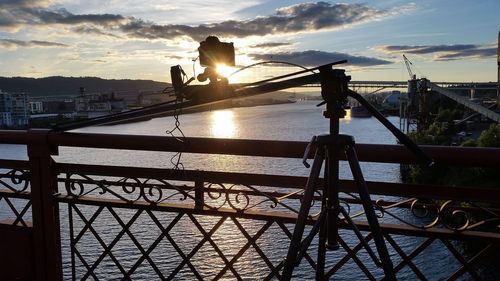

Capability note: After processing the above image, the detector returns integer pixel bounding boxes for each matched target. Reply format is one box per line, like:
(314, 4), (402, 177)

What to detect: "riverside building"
(0, 90), (29, 127)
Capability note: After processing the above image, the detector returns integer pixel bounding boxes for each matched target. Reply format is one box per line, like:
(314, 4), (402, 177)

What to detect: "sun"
(216, 64), (236, 79)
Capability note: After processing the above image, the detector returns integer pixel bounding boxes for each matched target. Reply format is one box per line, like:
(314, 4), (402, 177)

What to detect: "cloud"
(72, 26), (122, 38)
(32, 8), (125, 25)
(164, 55), (184, 60)
(249, 50), (392, 67)
(250, 42), (293, 48)
(0, 2), (410, 43)
(376, 44), (477, 54)
(0, 2), (125, 30)
(375, 44), (497, 61)
(434, 47), (497, 61)
(0, 0), (415, 59)
(0, 39), (68, 48)
(0, 0), (57, 9)
(120, 2), (389, 41)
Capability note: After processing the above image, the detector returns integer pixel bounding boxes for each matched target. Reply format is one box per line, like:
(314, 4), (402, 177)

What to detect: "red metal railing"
(1, 129), (500, 280)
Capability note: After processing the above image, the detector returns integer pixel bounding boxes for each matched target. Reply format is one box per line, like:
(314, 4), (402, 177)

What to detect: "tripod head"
(315, 64), (433, 167)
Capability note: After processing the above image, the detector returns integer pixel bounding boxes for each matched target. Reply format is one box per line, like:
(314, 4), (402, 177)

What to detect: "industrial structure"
(398, 49), (500, 135)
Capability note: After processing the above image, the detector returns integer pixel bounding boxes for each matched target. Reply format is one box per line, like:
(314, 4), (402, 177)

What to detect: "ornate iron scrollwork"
(205, 182), (301, 213)
(62, 173), (306, 213)
(375, 198), (500, 232)
(64, 174), (197, 205)
(0, 169), (30, 192)
(61, 172), (500, 231)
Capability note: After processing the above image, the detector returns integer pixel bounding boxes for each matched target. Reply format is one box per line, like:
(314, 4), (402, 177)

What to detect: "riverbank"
(405, 105), (500, 187)
(22, 96), (296, 129)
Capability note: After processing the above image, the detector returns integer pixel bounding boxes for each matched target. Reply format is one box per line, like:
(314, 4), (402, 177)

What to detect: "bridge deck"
(428, 81), (500, 123)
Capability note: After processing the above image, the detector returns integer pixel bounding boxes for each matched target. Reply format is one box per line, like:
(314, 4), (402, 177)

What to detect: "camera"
(170, 36), (236, 101)
(198, 36), (235, 67)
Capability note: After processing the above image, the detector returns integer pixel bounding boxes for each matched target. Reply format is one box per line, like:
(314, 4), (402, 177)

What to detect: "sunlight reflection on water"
(210, 110), (237, 138)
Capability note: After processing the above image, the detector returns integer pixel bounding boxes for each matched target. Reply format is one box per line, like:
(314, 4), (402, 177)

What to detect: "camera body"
(198, 36), (235, 67)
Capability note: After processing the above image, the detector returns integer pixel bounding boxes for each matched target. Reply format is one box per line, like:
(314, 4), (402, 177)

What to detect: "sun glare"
(216, 64), (236, 79)
(210, 110), (237, 138)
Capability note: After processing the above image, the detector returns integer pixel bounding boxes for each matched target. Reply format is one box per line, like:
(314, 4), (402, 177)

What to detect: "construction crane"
(403, 54), (416, 80)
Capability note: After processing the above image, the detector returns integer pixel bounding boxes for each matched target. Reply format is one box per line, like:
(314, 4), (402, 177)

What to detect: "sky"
(0, 0), (499, 83)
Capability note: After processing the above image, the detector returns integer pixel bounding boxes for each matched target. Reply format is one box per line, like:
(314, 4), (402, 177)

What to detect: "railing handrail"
(54, 162), (500, 203)
(1, 129), (499, 167)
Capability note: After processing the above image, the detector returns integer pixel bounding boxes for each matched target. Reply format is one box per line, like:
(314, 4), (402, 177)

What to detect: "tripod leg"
(325, 148), (340, 251)
(282, 148), (325, 281)
(338, 206), (381, 266)
(344, 143), (396, 281)
(316, 211), (327, 280)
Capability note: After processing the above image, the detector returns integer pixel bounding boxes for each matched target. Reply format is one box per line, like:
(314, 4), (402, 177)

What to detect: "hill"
(0, 76), (169, 96)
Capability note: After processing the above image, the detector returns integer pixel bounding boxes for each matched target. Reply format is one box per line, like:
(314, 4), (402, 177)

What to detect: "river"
(0, 101), (488, 280)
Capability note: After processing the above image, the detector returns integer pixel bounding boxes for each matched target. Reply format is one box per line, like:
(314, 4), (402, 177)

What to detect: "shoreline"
(104, 98), (296, 126)
(16, 99), (296, 129)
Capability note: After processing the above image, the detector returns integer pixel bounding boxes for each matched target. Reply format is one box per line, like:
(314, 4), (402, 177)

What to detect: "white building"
(382, 91), (402, 112)
(0, 112), (12, 127)
(0, 90), (12, 127)
(29, 101), (43, 114)
(75, 92), (126, 119)
(0, 90), (29, 127)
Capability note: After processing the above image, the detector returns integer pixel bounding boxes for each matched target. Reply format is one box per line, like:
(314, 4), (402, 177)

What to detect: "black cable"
(165, 100), (186, 171)
(53, 97), (183, 131)
(348, 89), (434, 167)
(227, 60), (316, 78)
(241, 60), (347, 88)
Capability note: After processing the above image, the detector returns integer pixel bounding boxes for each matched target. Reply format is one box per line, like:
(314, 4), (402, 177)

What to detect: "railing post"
(195, 181), (204, 209)
(27, 129), (62, 281)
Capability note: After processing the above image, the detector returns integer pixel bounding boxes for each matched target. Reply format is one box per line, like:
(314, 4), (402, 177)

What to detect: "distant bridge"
(427, 80), (500, 123)
(347, 79), (500, 123)
(299, 80), (498, 90)
(306, 81), (500, 123)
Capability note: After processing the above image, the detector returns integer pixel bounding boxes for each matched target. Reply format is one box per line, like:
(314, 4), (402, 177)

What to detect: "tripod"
(281, 67), (397, 280)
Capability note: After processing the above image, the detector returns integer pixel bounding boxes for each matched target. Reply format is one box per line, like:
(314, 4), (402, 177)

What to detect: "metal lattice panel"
(61, 202), (500, 280)
(0, 169), (31, 226)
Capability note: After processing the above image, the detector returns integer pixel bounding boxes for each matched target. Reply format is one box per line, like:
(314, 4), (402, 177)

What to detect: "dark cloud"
(32, 8), (125, 25)
(435, 47), (497, 61)
(120, 19), (188, 40)
(0, 3), (125, 30)
(377, 44), (477, 54)
(121, 2), (387, 41)
(251, 42), (292, 48)
(0, 0), (55, 8)
(376, 44), (497, 60)
(0, 2), (396, 43)
(164, 55), (184, 60)
(30, 40), (68, 47)
(72, 26), (122, 38)
(0, 38), (68, 48)
(250, 50), (392, 67)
